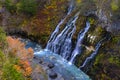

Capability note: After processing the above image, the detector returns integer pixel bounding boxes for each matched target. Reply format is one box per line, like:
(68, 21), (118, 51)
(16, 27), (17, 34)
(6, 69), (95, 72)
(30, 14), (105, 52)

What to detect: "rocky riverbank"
(33, 50), (90, 80)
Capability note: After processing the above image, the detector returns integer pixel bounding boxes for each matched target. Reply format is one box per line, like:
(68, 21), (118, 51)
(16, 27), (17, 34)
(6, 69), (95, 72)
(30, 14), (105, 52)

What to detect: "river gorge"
(0, 0), (120, 80)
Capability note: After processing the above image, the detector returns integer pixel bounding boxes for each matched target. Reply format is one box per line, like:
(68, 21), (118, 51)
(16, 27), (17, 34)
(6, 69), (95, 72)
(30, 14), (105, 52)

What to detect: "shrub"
(0, 36), (34, 80)
(0, 49), (25, 80)
(6, 36), (33, 77)
(111, 36), (120, 43)
(4, 0), (17, 13)
(88, 18), (95, 25)
(3, 0), (37, 15)
(17, 0), (37, 16)
(1, 62), (24, 80)
(111, 1), (119, 11)
(76, 0), (82, 3)
(0, 27), (7, 49)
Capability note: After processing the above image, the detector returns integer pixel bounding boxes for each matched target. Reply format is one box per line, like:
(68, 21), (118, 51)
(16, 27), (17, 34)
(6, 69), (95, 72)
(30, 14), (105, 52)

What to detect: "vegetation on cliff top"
(4, 0), (37, 15)
(0, 0), (69, 47)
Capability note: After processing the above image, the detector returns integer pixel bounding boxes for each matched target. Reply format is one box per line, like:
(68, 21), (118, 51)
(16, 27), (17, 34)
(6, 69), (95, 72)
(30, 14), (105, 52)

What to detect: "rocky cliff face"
(74, 1), (120, 79)
(76, 0), (120, 35)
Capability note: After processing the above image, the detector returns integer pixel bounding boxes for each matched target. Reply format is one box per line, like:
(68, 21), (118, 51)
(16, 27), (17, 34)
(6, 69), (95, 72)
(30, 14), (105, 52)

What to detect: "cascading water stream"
(60, 21), (76, 59)
(67, 0), (74, 15)
(46, 0), (74, 50)
(51, 13), (79, 56)
(59, 14), (79, 59)
(46, 18), (65, 49)
(79, 38), (105, 69)
(69, 21), (90, 64)
(45, 0), (103, 73)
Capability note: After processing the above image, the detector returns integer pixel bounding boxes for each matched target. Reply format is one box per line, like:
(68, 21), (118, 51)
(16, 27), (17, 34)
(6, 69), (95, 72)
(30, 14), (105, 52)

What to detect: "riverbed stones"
(50, 56), (56, 60)
(33, 56), (36, 59)
(49, 71), (58, 79)
(48, 63), (54, 69)
(39, 59), (43, 64)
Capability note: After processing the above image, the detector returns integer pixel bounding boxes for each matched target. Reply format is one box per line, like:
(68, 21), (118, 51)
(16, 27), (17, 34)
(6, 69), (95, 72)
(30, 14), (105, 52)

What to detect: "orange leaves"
(7, 36), (26, 58)
(14, 60), (32, 76)
(19, 60), (32, 76)
(6, 36), (33, 61)
(14, 65), (21, 72)
(6, 36), (33, 77)
(24, 67), (32, 76)
(27, 48), (34, 60)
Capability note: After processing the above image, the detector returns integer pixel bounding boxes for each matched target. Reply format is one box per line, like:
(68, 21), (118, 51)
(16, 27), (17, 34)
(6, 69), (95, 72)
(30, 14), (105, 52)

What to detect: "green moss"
(96, 27), (103, 33)
(94, 54), (104, 65)
(108, 57), (120, 66)
(108, 57), (114, 63)
(95, 26), (105, 36)
(111, 36), (120, 43)
(88, 18), (95, 25)
(101, 73), (111, 80)
(111, 1), (119, 11)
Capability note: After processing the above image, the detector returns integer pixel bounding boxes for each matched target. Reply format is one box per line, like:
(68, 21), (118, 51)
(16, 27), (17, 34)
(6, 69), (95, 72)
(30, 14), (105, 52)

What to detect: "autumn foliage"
(7, 36), (33, 60)
(22, 0), (68, 45)
(6, 36), (33, 77)
(14, 60), (32, 76)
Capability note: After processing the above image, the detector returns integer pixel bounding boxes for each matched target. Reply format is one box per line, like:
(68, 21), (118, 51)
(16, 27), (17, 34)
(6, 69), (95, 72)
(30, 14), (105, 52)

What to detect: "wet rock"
(50, 56), (56, 60)
(33, 56), (36, 59)
(48, 63), (54, 69)
(39, 59), (43, 64)
(49, 71), (58, 79)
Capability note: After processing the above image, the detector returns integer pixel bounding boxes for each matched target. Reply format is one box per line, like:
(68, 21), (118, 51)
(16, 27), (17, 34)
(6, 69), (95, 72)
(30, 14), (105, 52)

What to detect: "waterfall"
(69, 22), (90, 64)
(57, 13), (79, 59)
(67, 0), (74, 15)
(79, 38), (105, 69)
(46, 0), (103, 69)
(46, 0), (74, 50)
(50, 13), (79, 57)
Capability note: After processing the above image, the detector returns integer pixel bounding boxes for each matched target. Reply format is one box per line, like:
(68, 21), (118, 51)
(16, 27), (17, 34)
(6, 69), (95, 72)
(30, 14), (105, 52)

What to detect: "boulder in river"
(49, 71), (58, 79)
(39, 59), (43, 64)
(48, 63), (54, 69)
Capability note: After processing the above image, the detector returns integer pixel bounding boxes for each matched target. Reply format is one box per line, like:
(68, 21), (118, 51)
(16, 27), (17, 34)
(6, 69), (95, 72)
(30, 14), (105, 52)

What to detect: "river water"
(20, 38), (90, 80)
